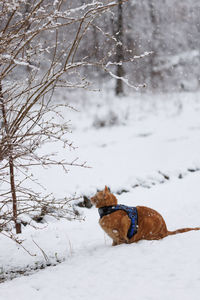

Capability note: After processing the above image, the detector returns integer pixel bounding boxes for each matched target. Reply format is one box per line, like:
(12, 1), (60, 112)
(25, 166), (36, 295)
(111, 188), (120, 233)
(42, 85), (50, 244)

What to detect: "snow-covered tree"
(0, 0), (133, 237)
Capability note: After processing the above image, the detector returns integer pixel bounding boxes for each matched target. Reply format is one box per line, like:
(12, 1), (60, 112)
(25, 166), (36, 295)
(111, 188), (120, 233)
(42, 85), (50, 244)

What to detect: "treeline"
(77, 0), (200, 92)
(1, 0), (199, 94)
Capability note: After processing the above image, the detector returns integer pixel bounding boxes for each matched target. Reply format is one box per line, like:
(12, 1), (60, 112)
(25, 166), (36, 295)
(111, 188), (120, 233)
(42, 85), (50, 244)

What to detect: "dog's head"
(91, 186), (118, 208)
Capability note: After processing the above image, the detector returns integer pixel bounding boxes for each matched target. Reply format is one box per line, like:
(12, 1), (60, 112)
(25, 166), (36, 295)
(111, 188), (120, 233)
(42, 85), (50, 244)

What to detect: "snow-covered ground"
(0, 90), (200, 300)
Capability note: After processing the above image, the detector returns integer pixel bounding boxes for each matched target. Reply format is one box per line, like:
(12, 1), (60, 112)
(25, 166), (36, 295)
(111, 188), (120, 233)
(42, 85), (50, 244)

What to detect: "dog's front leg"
(112, 240), (118, 246)
(112, 239), (127, 246)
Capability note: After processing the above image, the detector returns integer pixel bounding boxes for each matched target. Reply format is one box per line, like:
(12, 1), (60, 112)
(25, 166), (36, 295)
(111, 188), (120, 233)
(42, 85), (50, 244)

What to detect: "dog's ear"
(104, 185), (109, 193)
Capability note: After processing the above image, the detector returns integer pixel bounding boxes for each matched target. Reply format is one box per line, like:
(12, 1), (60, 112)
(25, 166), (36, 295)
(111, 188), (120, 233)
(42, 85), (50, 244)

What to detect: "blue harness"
(98, 204), (138, 239)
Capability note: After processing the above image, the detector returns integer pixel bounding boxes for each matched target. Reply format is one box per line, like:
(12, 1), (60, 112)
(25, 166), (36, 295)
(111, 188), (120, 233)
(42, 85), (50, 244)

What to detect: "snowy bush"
(93, 110), (121, 128)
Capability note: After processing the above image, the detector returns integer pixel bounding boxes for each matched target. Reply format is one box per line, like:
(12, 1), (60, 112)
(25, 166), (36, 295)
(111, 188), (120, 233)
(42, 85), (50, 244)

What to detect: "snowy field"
(0, 90), (200, 300)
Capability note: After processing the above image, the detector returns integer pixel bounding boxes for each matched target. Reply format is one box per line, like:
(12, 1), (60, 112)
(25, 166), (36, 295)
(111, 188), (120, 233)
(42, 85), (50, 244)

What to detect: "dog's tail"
(167, 227), (200, 236)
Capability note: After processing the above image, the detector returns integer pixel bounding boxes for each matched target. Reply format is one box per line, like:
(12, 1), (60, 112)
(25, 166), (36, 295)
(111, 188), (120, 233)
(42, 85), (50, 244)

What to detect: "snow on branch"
(105, 51), (153, 68)
(104, 68), (146, 90)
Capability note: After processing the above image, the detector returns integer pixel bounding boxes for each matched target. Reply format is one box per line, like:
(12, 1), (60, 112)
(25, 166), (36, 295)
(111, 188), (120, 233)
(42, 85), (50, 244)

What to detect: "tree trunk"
(148, 0), (162, 90)
(115, 0), (124, 96)
(0, 82), (21, 234)
(9, 155), (21, 233)
(24, 1), (32, 78)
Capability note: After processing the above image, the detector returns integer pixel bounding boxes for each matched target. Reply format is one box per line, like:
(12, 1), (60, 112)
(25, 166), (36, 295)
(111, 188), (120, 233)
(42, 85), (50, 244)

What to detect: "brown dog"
(91, 186), (200, 246)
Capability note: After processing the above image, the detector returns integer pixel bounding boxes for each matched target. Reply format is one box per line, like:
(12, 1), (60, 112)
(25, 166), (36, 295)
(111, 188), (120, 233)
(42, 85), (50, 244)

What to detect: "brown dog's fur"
(91, 186), (200, 246)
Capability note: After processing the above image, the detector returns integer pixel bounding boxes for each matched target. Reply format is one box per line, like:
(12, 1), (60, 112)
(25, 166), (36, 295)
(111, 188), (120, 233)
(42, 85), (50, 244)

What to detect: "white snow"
(0, 90), (200, 300)
(154, 50), (200, 72)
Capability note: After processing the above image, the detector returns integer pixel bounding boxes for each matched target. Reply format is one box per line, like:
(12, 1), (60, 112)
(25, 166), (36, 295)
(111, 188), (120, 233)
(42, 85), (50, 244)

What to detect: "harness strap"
(98, 204), (138, 239)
